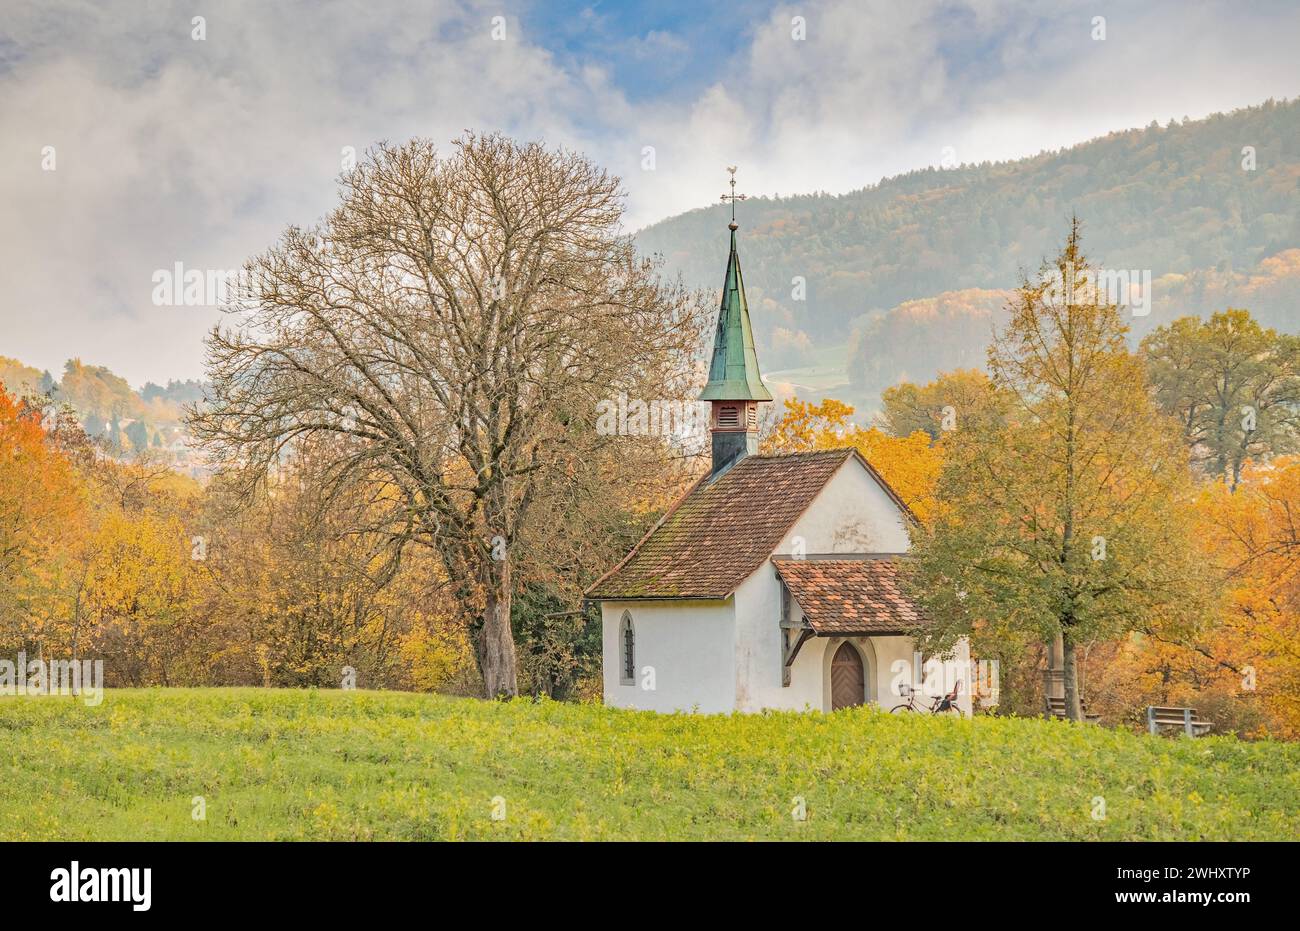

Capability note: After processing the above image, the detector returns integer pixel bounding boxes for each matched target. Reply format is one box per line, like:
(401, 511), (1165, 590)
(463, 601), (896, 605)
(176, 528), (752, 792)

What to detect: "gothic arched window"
(620, 612), (635, 685)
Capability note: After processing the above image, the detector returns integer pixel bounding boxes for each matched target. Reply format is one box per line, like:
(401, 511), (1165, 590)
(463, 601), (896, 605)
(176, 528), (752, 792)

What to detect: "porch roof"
(773, 556), (926, 635)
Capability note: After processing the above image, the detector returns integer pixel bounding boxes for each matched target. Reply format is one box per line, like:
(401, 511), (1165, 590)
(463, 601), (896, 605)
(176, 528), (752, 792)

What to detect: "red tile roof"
(773, 557), (926, 635)
(585, 450), (857, 600)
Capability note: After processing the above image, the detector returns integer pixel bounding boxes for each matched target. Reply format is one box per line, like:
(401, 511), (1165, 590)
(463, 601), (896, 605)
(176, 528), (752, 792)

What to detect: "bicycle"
(890, 680), (962, 716)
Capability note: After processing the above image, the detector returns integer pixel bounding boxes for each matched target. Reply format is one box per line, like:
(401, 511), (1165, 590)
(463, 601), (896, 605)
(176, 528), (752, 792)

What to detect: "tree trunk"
(70, 592), (82, 698)
(1043, 633), (1064, 715)
(478, 556), (519, 699)
(1061, 630), (1084, 722)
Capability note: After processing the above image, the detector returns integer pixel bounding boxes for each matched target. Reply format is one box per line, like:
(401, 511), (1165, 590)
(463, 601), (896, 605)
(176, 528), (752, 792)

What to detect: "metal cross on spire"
(721, 165), (747, 230)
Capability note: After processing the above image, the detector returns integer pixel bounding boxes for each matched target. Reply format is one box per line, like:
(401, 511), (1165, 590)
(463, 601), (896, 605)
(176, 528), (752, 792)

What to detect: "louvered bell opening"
(747, 405), (757, 429)
(718, 404), (740, 428)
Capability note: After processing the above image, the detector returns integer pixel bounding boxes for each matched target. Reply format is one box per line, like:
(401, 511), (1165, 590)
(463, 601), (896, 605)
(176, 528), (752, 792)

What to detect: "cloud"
(1, 0), (625, 384)
(617, 0), (1300, 229)
(1, 0), (1296, 384)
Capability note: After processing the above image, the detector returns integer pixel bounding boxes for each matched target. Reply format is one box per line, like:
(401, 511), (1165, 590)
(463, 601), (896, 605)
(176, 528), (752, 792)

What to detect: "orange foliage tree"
(764, 397), (941, 520)
(1196, 458), (1300, 736)
(0, 386), (85, 649)
(1088, 457), (1300, 737)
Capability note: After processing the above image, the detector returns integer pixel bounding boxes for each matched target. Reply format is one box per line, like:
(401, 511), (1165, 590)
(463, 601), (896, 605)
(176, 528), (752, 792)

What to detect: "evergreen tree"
(125, 420), (149, 453)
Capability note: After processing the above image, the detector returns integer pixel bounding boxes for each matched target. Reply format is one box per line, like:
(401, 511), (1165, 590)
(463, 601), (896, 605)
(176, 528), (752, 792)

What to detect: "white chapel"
(585, 212), (972, 715)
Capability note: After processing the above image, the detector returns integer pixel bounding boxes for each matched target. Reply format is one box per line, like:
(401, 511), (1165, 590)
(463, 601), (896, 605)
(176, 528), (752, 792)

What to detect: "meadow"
(2, 688), (1297, 841)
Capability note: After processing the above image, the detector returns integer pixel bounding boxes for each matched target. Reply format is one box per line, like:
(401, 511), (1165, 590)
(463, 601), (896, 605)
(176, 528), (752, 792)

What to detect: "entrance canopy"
(773, 556), (926, 636)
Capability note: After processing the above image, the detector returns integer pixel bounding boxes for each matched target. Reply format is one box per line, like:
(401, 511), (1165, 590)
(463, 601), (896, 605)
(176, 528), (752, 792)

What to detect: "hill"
(0, 355), (209, 468)
(2, 688), (1296, 840)
(637, 98), (1300, 407)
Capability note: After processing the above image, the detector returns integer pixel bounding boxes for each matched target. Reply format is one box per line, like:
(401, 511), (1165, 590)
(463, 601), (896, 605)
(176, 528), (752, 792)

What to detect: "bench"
(1146, 705), (1212, 737)
(1045, 696), (1101, 723)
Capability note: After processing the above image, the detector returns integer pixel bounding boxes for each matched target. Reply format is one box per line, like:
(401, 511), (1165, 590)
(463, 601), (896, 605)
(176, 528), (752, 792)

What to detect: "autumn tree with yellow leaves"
(907, 221), (1215, 721)
(1093, 458), (1300, 737)
(764, 397), (942, 520)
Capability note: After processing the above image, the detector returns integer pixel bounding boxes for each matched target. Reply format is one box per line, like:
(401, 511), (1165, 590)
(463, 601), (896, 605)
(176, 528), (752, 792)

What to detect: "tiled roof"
(773, 557), (926, 635)
(585, 450), (856, 600)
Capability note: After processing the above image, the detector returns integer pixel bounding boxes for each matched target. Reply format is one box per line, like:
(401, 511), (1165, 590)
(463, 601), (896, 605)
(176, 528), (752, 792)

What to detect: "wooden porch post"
(778, 578), (812, 686)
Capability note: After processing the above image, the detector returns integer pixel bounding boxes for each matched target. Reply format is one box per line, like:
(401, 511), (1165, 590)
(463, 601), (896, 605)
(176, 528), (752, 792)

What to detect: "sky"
(2, 0), (1298, 386)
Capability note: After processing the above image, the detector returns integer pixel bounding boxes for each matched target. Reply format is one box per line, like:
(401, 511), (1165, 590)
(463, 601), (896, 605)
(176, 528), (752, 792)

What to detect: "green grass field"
(1, 688), (1296, 841)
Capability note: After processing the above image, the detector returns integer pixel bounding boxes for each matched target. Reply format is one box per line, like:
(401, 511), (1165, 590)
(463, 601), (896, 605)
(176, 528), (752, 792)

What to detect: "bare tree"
(192, 134), (703, 697)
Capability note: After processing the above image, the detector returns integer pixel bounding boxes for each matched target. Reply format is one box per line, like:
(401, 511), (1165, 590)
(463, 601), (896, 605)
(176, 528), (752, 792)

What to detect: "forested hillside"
(0, 355), (206, 466)
(637, 98), (1300, 406)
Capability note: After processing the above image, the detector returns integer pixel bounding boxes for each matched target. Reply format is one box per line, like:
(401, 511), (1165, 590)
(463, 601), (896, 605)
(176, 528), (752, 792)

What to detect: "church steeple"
(700, 168), (771, 477)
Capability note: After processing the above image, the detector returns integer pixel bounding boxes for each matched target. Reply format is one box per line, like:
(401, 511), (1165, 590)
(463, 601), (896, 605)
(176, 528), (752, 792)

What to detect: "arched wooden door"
(830, 642), (865, 710)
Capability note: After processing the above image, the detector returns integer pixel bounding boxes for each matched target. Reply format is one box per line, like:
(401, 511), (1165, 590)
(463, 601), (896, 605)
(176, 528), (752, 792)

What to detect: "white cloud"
(0, 0), (622, 384)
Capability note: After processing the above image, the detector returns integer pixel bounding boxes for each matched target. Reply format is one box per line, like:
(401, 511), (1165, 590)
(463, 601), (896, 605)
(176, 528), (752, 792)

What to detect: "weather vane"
(721, 165), (747, 229)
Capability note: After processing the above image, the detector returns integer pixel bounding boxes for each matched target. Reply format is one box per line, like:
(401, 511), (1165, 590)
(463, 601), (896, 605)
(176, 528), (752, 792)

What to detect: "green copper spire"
(699, 225), (773, 402)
